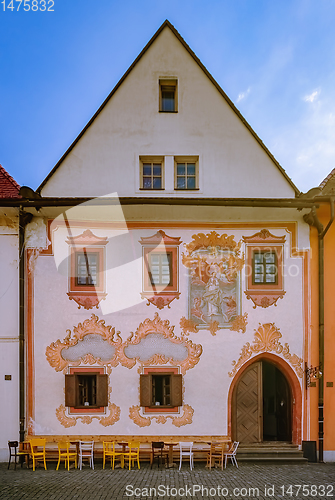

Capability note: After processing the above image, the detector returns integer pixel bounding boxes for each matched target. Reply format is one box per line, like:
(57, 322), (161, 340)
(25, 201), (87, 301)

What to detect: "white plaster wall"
(0, 230), (19, 461)
(41, 27), (296, 199)
(31, 216), (306, 437)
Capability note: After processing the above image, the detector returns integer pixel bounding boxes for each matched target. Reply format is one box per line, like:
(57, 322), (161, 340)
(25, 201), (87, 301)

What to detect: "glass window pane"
(265, 252), (276, 263)
(266, 275), (276, 283)
(161, 89), (175, 111)
(177, 177), (186, 189)
(254, 274), (263, 283)
(187, 177), (196, 189)
(254, 253), (263, 264)
(266, 264), (277, 275)
(143, 164), (152, 176)
(187, 164), (195, 175)
(150, 255), (160, 264)
(153, 164), (161, 176)
(177, 164), (185, 175)
(143, 177), (152, 189)
(254, 264), (263, 274)
(153, 177), (162, 189)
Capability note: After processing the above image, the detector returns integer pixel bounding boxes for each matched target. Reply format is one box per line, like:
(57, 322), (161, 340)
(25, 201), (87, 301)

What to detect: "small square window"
(149, 252), (172, 287)
(175, 158), (198, 190)
(65, 371), (108, 409)
(159, 79), (177, 112)
(140, 372), (182, 408)
(140, 158), (164, 190)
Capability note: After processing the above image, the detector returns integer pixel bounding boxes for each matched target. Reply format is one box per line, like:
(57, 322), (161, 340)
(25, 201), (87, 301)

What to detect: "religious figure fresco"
(182, 232), (244, 329)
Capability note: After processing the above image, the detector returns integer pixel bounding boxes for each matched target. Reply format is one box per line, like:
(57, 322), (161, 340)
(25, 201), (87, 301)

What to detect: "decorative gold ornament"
(179, 317), (198, 335)
(229, 323), (303, 378)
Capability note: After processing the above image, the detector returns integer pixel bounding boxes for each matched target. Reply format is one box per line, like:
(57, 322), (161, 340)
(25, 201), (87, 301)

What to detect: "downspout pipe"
(303, 198), (334, 462)
(19, 209), (33, 444)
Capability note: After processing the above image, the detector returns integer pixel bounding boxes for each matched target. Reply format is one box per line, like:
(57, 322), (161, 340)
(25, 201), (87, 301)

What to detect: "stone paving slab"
(0, 461), (334, 500)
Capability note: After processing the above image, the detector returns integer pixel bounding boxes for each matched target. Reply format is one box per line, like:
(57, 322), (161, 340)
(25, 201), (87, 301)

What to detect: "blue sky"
(1, 0), (335, 193)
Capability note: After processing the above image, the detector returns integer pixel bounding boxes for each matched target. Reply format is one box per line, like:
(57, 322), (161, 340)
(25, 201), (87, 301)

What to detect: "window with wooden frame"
(159, 79), (178, 112)
(140, 230), (181, 309)
(140, 369), (182, 411)
(174, 157), (199, 190)
(243, 230), (286, 308)
(252, 250), (278, 285)
(65, 368), (108, 412)
(140, 157), (164, 190)
(66, 230), (108, 310)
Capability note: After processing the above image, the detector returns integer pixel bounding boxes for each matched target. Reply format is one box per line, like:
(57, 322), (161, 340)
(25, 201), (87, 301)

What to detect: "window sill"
(245, 290), (286, 308)
(67, 291), (107, 310)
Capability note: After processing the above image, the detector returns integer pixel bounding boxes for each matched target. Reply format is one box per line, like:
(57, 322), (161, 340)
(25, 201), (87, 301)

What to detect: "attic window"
(159, 79), (178, 112)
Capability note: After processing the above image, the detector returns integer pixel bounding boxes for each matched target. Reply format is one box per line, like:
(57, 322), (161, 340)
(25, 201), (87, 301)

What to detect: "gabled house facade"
(2, 21), (333, 461)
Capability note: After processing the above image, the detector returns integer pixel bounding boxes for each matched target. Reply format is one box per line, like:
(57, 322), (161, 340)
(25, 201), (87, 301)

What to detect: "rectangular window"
(174, 157), (199, 190)
(76, 251), (99, 286)
(148, 252), (172, 287)
(140, 157), (164, 190)
(65, 371), (108, 410)
(140, 372), (182, 409)
(252, 251), (278, 285)
(159, 79), (177, 112)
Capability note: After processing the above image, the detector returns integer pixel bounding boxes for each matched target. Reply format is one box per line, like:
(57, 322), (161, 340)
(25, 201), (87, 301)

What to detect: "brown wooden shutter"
(170, 374), (182, 406)
(96, 374), (108, 407)
(140, 374), (151, 406)
(65, 374), (77, 407)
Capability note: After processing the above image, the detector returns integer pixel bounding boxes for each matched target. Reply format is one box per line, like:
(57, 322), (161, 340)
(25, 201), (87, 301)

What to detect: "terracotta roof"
(0, 164), (21, 198)
(319, 168), (335, 195)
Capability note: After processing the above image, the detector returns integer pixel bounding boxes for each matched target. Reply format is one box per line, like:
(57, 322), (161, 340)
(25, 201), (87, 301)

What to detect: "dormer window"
(159, 79), (178, 112)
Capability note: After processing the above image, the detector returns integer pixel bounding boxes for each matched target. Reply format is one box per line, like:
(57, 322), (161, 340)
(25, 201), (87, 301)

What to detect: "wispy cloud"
(303, 88), (320, 103)
(236, 87), (251, 103)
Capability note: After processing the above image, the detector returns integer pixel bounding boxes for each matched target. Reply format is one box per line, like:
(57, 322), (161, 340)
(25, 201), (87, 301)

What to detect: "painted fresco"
(182, 232), (244, 329)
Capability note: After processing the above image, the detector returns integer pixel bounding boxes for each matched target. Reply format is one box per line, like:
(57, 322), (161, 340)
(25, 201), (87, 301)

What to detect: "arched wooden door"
(232, 360), (292, 443)
(233, 362), (262, 443)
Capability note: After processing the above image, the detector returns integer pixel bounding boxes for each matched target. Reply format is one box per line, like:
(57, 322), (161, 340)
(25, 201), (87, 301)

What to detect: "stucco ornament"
(182, 231), (244, 332)
(119, 312), (202, 375)
(129, 404), (194, 427)
(45, 314), (122, 373)
(55, 403), (121, 428)
(229, 323), (303, 378)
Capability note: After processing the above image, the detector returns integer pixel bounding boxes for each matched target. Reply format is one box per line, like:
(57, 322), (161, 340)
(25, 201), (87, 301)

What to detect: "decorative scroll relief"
(182, 232), (244, 333)
(56, 403), (121, 428)
(228, 323), (303, 378)
(45, 314), (122, 373)
(119, 313), (202, 375)
(129, 404), (194, 427)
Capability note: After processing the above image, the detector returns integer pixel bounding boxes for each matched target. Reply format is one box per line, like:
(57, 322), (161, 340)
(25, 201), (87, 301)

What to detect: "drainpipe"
(19, 209), (33, 444)
(303, 198), (334, 462)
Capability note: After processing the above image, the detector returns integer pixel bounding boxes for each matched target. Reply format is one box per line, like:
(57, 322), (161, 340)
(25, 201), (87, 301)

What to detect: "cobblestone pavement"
(0, 461), (334, 500)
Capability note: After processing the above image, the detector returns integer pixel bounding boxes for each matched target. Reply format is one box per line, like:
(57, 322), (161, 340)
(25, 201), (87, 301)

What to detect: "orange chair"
(56, 441), (77, 471)
(122, 441), (140, 470)
(103, 442), (124, 469)
(29, 438), (47, 471)
(206, 442), (224, 470)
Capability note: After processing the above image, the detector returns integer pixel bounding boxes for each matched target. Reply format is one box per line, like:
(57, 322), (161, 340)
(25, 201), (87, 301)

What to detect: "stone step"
(236, 443), (308, 464)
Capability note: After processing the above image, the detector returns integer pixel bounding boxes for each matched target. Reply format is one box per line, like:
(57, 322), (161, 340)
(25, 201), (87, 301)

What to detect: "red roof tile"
(0, 164), (21, 198)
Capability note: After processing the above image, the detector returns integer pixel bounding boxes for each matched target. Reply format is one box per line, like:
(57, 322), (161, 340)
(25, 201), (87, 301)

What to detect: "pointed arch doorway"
(232, 359), (292, 443)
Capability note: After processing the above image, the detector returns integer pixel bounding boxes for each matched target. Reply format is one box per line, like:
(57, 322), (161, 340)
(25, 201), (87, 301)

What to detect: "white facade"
(0, 208), (19, 461)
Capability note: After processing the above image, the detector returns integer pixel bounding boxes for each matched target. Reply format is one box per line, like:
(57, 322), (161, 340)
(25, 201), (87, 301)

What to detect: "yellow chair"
(122, 441), (140, 470)
(56, 441), (77, 471)
(103, 441), (124, 469)
(29, 438), (47, 471)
